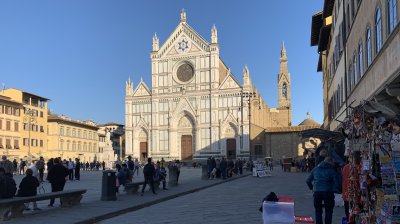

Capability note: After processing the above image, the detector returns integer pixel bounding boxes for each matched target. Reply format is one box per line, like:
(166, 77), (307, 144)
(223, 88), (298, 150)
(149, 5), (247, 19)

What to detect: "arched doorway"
(138, 129), (148, 162)
(224, 123), (238, 160)
(178, 115), (194, 161)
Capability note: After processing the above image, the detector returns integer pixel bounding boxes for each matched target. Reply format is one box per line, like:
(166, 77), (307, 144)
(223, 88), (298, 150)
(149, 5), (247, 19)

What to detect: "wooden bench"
(0, 189), (86, 221)
(124, 181), (161, 194)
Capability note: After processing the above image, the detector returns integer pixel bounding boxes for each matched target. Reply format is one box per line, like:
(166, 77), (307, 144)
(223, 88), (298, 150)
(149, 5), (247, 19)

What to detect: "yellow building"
(47, 114), (99, 162)
(0, 88), (49, 161)
(0, 95), (23, 159)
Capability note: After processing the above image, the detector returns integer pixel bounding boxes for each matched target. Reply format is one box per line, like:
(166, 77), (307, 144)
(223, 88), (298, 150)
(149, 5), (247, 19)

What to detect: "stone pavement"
(9, 167), (249, 224)
(8, 167), (345, 224)
(100, 168), (345, 224)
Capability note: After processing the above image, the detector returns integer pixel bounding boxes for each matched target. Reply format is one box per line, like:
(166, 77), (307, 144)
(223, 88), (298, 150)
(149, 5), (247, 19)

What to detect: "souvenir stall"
(343, 101), (400, 224)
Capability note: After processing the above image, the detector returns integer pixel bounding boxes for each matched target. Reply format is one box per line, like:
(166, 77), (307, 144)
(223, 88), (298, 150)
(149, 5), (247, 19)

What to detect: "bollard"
(101, 170), (117, 201)
(201, 165), (209, 180)
(168, 166), (179, 186)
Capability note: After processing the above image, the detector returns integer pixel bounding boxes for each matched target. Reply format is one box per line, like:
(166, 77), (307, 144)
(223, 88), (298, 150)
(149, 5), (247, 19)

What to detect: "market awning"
(299, 128), (344, 142)
(363, 100), (398, 117)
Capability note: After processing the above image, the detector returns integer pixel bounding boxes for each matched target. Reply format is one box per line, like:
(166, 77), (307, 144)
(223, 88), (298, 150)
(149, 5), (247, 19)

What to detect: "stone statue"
(106, 129), (112, 146)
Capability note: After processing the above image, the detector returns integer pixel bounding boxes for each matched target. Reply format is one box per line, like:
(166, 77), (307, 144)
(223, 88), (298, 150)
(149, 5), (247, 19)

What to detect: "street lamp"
(240, 91), (260, 160)
(23, 108), (37, 164)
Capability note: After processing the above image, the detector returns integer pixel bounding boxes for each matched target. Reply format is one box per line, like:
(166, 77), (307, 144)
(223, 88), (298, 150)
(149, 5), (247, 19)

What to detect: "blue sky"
(0, 1), (323, 126)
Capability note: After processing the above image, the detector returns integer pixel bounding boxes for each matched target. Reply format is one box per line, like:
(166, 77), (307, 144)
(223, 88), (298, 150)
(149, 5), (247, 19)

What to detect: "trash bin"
(201, 165), (209, 180)
(168, 166), (179, 186)
(101, 170), (117, 201)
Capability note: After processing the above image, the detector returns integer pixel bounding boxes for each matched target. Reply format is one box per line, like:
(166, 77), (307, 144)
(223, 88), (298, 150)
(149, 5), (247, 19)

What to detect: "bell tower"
(278, 41), (291, 109)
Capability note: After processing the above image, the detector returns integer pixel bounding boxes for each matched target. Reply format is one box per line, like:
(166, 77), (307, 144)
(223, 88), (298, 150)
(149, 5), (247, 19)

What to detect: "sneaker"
(163, 188), (168, 190)
(24, 207), (31, 211)
(48, 204), (53, 207)
(33, 208), (42, 211)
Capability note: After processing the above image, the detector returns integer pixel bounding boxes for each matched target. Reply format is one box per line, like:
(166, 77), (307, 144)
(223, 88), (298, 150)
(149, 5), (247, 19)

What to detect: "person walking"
(12, 159), (18, 175)
(17, 168), (40, 210)
(75, 158), (81, 181)
(36, 157), (45, 182)
(306, 157), (341, 224)
(141, 158), (156, 196)
(46, 158), (54, 181)
(134, 158), (140, 176)
(220, 157), (228, 179)
(67, 159), (74, 181)
(47, 158), (68, 207)
(19, 159), (26, 175)
(102, 161), (106, 170)
(238, 158), (243, 175)
(159, 164), (168, 190)
(127, 156), (135, 173)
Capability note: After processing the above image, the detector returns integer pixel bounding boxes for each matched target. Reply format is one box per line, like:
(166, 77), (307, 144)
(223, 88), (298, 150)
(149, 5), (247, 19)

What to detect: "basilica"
(125, 10), (292, 162)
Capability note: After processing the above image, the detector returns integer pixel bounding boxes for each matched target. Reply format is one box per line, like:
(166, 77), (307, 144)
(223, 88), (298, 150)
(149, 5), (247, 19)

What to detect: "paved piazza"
(10, 167), (344, 223)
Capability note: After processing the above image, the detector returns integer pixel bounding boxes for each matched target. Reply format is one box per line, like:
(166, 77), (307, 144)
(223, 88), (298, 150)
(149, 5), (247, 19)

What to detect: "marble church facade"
(125, 10), (292, 162)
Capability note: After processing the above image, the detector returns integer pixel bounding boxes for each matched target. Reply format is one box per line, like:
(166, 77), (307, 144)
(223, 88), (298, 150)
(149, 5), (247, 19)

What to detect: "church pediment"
(134, 117), (149, 130)
(219, 72), (241, 90)
(170, 97), (197, 127)
(157, 23), (210, 58)
(132, 80), (151, 97)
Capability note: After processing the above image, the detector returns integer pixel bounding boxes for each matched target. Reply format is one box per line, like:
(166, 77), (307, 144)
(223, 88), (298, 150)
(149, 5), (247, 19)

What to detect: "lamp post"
(240, 91), (259, 160)
(23, 108), (36, 164)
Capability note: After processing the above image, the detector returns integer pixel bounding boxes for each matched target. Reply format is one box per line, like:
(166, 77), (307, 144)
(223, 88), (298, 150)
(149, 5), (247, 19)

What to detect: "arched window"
(359, 43), (364, 77)
(375, 7), (383, 53)
(341, 78), (344, 103)
(337, 85), (341, 108)
(348, 64), (353, 93)
(388, 0), (398, 33)
(282, 83), (287, 98)
(366, 28), (372, 66)
(353, 54), (357, 85)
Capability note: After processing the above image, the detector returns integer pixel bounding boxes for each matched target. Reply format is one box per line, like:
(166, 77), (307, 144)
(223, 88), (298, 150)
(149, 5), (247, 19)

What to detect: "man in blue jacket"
(306, 156), (341, 224)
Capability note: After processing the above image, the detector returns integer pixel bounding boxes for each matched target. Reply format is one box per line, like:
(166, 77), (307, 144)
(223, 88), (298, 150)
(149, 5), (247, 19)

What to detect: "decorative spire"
(126, 76), (132, 95)
(243, 65), (252, 86)
(281, 41), (287, 60)
(243, 65), (249, 77)
(306, 112), (311, 119)
(211, 24), (218, 44)
(152, 32), (159, 51)
(180, 8), (187, 23)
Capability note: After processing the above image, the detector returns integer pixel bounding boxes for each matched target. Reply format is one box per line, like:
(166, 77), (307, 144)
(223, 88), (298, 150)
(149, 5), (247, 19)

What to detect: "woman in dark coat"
(18, 168), (40, 210)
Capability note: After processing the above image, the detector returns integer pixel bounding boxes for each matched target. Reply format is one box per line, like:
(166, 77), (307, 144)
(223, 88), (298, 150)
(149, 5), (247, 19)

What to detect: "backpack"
(127, 160), (135, 171)
(143, 164), (153, 176)
(0, 176), (17, 199)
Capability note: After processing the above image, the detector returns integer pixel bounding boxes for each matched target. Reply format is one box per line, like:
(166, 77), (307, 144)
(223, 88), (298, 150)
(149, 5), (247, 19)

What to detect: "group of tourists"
(115, 156), (170, 196)
(0, 156), (65, 209)
(207, 157), (245, 179)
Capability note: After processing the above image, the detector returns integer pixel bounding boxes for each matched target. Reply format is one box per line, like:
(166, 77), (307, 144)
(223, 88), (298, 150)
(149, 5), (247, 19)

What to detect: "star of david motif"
(177, 39), (189, 53)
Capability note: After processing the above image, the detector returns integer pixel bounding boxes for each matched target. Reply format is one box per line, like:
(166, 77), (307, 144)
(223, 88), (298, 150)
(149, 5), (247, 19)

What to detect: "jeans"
(39, 168), (44, 182)
(134, 166), (139, 176)
(313, 191), (334, 224)
(344, 201), (349, 219)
